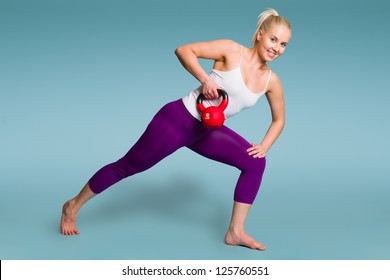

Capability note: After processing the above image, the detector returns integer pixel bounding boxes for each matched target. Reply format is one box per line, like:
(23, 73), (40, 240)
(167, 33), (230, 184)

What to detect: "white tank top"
(182, 45), (272, 121)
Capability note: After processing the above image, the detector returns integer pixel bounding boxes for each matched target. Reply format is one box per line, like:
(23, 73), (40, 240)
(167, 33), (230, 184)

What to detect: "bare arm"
(175, 40), (239, 99)
(247, 73), (285, 158)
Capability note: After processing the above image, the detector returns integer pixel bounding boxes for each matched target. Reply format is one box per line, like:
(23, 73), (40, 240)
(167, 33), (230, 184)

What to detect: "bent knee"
(245, 156), (266, 173)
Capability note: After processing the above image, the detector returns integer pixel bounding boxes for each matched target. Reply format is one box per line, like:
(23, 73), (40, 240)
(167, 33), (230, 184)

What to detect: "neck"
(247, 46), (267, 70)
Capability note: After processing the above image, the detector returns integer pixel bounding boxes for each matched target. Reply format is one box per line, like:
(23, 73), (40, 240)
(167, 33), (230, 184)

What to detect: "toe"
(255, 242), (266, 250)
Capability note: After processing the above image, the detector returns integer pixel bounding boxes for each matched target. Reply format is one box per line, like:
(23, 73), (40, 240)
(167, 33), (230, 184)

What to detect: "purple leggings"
(88, 100), (266, 204)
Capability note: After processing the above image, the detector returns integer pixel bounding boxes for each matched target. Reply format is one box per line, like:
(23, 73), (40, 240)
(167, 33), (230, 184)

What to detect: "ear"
(256, 29), (263, 41)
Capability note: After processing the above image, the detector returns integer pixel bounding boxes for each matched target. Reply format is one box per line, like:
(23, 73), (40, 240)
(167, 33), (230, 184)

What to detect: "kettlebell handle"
(196, 89), (229, 111)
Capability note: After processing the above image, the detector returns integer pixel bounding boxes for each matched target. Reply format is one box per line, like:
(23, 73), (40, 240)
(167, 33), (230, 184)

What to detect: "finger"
(247, 143), (258, 150)
(248, 150), (259, 156)
(204, 93), (213, 99)
(247, 146), (260, 153)
(257, 152), (267, 158)
(250, 149), (266, 158)
(253, 153), (263, 158)
(250, 152), (258, 158)
(247, 148), (257, 154)
(207, 89), (218, 99)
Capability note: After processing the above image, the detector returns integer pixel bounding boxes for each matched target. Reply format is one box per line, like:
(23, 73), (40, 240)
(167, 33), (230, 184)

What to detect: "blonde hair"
(251, 8), (291, 46)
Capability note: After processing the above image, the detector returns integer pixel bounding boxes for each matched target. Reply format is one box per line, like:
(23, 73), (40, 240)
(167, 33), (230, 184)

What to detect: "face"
(256, 24), (291, 62)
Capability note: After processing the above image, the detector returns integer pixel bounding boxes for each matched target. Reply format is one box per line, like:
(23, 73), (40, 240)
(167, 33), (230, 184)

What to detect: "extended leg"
(60, 100), (205, 235)
(88, 100), (195, 194)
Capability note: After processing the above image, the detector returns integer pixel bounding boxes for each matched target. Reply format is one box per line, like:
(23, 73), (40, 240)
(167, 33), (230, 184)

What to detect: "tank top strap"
(239, 45), (243, 66)
(263, 70), (272, 92)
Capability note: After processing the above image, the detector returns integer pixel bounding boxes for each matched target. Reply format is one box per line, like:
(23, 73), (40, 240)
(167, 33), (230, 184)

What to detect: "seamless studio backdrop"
(0, 0), (389, 260)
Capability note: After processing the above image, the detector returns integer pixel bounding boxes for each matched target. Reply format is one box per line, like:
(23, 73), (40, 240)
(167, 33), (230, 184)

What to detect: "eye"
(270, 37), (276, 43)
(281, 43), (287, 47)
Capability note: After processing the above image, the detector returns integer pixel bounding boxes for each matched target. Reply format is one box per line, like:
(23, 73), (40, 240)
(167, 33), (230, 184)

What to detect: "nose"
(272, 44), (279, 53)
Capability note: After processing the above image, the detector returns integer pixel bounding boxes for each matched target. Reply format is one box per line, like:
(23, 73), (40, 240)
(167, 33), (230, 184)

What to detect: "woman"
(61, 8), (292, 250)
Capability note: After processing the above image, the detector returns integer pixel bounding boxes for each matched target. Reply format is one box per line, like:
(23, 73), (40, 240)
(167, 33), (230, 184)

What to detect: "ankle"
(64, 199), (79, 211)
(228, 226), (245, 236)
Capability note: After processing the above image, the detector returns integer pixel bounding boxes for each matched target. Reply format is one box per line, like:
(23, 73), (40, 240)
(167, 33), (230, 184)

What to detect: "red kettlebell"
(197, 89), (229, 127)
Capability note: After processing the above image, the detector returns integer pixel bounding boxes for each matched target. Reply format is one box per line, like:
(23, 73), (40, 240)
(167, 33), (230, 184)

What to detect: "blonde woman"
(61, 8), (292, 250)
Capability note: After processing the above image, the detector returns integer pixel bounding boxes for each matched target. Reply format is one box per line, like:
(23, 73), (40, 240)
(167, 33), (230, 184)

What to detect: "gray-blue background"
(1, 0), (389, 260)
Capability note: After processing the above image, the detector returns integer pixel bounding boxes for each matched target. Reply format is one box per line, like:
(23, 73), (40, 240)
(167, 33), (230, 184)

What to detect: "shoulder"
(209, 40), (242, 65)
(211, 39), (241, 53)
(266, 70), (283, 94)
(269, 70), (281, 84)
(213, 39), (239, 46)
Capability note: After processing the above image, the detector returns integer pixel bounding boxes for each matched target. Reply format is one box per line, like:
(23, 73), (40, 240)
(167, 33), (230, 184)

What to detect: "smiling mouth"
(268, 51), (276, 58)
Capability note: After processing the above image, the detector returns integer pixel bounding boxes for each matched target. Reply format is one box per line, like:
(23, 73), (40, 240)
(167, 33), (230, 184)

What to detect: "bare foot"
(224, 229), (266, 250)
(60, 200), (80, 235)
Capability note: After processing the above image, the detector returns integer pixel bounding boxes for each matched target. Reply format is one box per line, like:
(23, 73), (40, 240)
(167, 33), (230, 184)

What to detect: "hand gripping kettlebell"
(196, 89), (229, 128)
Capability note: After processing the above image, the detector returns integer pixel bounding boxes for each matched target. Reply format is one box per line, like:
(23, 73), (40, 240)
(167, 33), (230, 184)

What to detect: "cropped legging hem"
(88, 99), (266, 205)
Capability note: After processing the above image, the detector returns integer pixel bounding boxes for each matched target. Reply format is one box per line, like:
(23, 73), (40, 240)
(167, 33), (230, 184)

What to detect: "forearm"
(175, 46), (211, 84)
(260, 120), (285, 152)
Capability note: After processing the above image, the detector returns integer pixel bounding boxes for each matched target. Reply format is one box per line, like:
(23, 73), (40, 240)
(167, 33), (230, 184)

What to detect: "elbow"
(175, 45), (194, 59)
(174, 47), (180, 56)
(174, 45), (185, 57)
